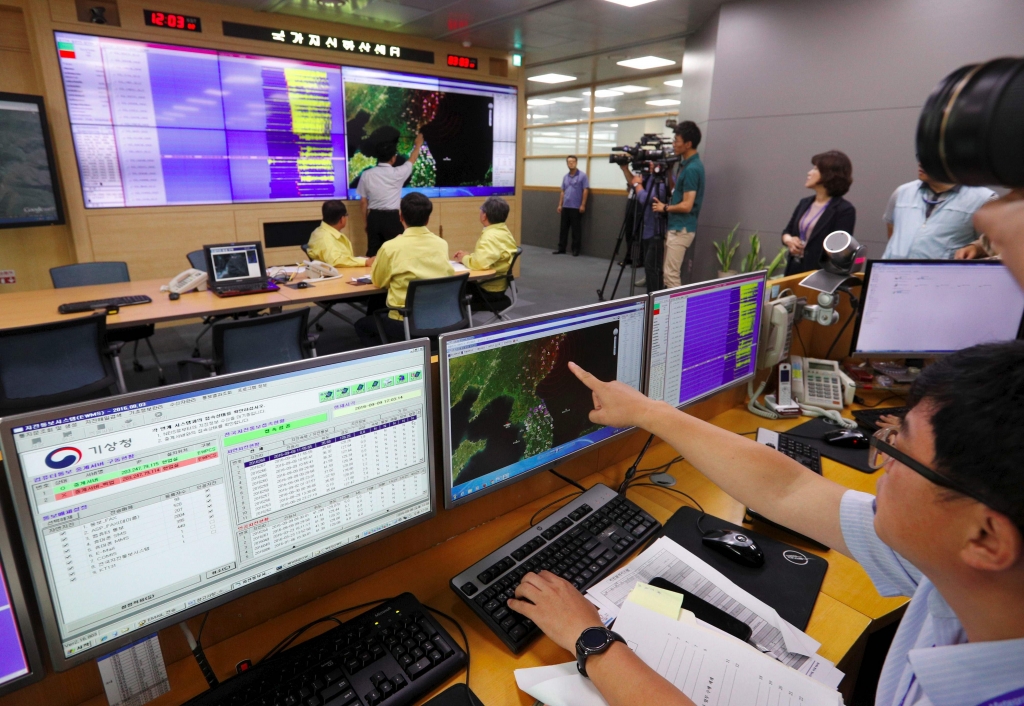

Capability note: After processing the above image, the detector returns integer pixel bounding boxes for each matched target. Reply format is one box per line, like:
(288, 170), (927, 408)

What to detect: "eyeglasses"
(868, 427), (997, 510)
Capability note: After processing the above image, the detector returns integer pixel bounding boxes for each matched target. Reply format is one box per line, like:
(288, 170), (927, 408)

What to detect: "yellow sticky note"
(625, 582), (683, 620)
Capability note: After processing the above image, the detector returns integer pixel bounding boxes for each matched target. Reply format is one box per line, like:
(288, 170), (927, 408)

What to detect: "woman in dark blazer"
(781, 151), (856, 275)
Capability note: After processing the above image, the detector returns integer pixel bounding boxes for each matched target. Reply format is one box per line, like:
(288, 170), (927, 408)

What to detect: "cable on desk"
(618, 433), (655, 494)
(259, 598), (393, 664)
(549, 468), (586, 492)
(530, 491), (583, 527)
(181, 614), (218, 689)
(794, 322), (808, 356)
(425, 606), (471, 690)
(626, 482), (714, 537)
(736, 430), (759, 437)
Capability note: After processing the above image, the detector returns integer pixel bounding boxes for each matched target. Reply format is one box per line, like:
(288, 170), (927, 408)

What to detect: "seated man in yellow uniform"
(306, 200), (372, 268)
(354, 192), (454, 346)
(453, 196), (518, 314)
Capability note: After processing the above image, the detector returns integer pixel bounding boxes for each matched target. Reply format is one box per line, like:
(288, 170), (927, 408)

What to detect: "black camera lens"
(917, 57), (1024, 187)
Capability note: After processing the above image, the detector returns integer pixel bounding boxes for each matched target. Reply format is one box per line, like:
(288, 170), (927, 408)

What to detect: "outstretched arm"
(568, 363), (852, 555)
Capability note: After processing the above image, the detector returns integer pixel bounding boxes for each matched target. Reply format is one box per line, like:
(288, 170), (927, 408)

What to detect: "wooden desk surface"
(274, 267), (495, 305)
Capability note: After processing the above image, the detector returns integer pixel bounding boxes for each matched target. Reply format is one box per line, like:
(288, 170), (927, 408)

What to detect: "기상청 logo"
(45, 447), (82, 469)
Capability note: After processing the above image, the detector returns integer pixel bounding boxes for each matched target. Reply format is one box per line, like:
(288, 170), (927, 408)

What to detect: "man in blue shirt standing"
(555, 156), (589, 256)
(653, 121), (704, 287)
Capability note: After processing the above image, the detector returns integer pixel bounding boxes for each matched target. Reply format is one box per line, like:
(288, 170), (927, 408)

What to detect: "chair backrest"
(405, 273), (471, 338)
(301, 243), (310, 256)
(500, 247), (523, 288)
(212, 309), (311, 375)
(186, 250), (207, 272)
(50, 262), (130, 288)
(0, 314), (119, 414)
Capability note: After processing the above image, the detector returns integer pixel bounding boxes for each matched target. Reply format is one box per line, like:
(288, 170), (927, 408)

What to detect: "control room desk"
(83, 401), (906, 706)
(0, 268), (494, 332)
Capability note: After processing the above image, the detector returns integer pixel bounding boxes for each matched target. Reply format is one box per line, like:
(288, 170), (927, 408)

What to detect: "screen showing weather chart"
(54, 33), (518, 208)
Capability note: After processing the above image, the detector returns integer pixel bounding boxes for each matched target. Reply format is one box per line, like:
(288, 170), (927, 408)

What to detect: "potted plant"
(740, 233), (766, 273)
(714, 224), (741, 277)
(766, 246), (788, 278)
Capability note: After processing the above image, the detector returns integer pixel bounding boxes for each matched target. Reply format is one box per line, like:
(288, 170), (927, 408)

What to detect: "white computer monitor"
(439, 296), (648, 508)
(851, 260), (1024, 356)
(0, 340), (435, 670)
(647, 272), (767, 409)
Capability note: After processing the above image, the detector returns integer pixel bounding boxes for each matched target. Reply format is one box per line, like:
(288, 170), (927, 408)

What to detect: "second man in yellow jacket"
(453, 196), (518, 313)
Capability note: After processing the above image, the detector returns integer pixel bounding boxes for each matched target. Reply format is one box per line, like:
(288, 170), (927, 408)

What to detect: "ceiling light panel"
(608, 85), (650, 93)
(527, 98), (557, 106)
(664, 79), (683, 87)
(602, 0), (659, 6)
(646, 99), (681, 106)
(617, 56), (677, 70)
(593, 89), (624, 98)
(527, 73), (577, 84)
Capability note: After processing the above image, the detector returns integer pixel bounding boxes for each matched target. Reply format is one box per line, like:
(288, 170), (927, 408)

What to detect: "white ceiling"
(205, 0), (727, 89)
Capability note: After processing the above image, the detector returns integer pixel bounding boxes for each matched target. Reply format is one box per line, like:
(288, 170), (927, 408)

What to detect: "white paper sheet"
(450, 261), (470, 272)
(97, 634), (170, 706)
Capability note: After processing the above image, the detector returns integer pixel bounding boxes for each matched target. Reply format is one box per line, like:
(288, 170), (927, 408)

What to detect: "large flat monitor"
(851, 260), (1024, 356)
(0, 491), (44, 696)
(440, 297), (648, 508)
(0, 92), (64, 229)
(647, 272), (766, 409)
(0, 340), (434, 669)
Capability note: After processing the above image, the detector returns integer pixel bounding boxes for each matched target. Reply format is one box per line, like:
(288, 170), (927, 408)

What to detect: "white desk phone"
(163, 268), (207, 294)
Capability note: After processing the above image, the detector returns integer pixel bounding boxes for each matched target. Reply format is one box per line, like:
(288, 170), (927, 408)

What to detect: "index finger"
(568, 362), (599, 389)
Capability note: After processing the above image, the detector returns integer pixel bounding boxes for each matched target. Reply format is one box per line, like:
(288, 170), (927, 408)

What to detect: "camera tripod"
(597, 171), (668, 301)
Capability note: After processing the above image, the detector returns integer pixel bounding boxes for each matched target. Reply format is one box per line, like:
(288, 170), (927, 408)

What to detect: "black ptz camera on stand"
(597, 135), (678, 301)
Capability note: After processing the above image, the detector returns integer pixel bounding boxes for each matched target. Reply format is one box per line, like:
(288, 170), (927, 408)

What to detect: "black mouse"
(297, 281), (310, 289)
(701, 529), (765, 568)
(168, 291), (180, 301)
(824, 428), (869, 449)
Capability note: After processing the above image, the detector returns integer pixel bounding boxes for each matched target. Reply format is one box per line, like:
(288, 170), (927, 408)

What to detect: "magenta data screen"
(0, 562), (30, 688)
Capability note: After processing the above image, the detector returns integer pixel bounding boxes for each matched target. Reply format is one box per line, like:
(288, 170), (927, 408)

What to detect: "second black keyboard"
(450, 483), (661, 653)
(58, 294), (152, 314)
(853, 406), (909, 431)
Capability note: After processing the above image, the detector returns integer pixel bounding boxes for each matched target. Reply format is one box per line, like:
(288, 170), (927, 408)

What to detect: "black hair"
(907, 341), (1024, 529)
(481, 197), (510, 224)
(321, 200), (347, 225)
(673, 120), (702, 150)
(400, 192), (433, 227)
(377, 142), (398, 163)
(812, 150), (853, 197)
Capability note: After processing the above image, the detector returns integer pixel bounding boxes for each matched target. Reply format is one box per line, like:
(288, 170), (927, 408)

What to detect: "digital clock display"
(144, 10), (201, 31)
(446, 54), (478, 70)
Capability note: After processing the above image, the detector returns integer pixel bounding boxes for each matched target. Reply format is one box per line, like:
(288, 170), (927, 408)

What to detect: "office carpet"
(121, 244), (640, 391)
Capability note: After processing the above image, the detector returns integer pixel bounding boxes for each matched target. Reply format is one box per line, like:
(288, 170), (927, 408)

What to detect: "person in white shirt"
(356, 127), (425, 256)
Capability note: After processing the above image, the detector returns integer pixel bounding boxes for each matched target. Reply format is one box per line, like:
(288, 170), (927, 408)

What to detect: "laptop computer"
(203, 242), (279, 297)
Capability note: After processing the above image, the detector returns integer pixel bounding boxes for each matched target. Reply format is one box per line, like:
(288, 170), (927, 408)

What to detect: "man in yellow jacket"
(306, 200), (373, 268)
(454, 196), (519, 314)
(355, 193), (454, 345)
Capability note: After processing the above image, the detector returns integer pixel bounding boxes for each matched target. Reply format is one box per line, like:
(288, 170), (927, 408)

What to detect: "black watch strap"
(576, 627), (625, 678)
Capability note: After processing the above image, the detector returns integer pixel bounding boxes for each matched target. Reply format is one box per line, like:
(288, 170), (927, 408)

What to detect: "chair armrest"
(177, 358), (216, 380)
(305, 332), (320, 351)
(107, 341), (126, 356)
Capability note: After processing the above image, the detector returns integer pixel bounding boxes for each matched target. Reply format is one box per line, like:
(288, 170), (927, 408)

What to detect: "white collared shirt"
(356, 161), (413, 210)
(840, 491), (1024, 706)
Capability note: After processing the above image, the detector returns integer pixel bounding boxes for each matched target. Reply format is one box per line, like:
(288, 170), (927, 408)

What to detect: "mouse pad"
(785, 417), (876, 473)
(422, 684), (485, 706)
(659, 507), (828, 631)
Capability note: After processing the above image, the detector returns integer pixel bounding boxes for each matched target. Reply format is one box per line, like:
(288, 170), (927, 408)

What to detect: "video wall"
(0, 94), (63, 228)
(54, 32), (518, 208)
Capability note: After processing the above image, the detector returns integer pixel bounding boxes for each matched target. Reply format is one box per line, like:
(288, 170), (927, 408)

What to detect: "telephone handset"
(164, 268), (207, 294)
(790, 356), (845, 410)
(303, 260), (340, 279)
(757, 294), (799, 370)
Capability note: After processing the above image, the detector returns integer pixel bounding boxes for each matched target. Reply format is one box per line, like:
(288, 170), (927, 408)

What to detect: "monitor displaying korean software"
(0, 493), (44, 696)
(0, 340), (434, 669)
(440, 297), (648, 508)
(647, 272), (766, 409)
(851, 260), (1024, 356)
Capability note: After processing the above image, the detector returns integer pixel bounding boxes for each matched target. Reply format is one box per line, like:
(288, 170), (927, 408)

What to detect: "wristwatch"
(575, 626), (625, 678)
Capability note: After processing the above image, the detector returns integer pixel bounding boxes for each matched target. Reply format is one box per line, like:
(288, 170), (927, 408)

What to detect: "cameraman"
(653, 121), (704, 288)
(618, 162), (668, 292)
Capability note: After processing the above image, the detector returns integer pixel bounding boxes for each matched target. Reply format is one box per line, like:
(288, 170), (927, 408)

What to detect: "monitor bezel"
(203, 241), (268, 290)
(0, 487), (45, 696)
(438, 295), (649, 509)
(0, 339), (436, 671)
(0, 91), (65, 230)
(645, 271), (768, 410)
(850, 259), (1024, 357)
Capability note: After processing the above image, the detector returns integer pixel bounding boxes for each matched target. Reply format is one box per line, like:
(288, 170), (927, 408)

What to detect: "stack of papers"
(450, 261), (470, 273)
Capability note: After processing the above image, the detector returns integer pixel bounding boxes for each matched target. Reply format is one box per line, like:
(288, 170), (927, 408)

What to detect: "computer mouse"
(297, 281), (310, 289)
(701, 529), (765, 568)
(824, 429), (869, 449)
(168, 291), (180, 301)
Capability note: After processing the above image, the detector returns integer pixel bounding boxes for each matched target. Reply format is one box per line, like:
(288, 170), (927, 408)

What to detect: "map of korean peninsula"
(448, 321), (620, 487)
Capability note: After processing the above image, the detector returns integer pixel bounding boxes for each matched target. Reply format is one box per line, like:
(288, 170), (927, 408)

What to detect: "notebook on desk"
(660, 507), (828, 631)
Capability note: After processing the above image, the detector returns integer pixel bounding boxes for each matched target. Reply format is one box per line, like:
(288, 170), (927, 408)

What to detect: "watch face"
(580, 628), (608, 650)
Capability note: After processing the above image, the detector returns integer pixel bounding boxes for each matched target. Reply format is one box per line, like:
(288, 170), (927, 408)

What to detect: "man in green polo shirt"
(653, 121), (705, 288)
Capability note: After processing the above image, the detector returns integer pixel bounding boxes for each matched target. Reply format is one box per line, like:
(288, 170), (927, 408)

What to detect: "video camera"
(609, 133), (678, 176)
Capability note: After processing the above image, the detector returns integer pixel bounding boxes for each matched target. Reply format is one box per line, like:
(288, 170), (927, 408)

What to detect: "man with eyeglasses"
(505, 348), (1024, 706)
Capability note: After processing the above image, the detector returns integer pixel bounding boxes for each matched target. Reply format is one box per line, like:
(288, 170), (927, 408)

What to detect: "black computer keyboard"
(182, 593), (465, 706)
(58, 294), (152, 314)
(853, 406), (909, 431)
(450, 483), (661, 653)
(755, 428), (822, 474)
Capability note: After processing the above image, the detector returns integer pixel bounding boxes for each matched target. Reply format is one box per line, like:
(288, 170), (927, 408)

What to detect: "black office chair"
(374, 273), (473, 349)
(301, 241), (374, 333)
(186, 250), (207, 271)
(184, 250), (238, 358)
(178, 308), (317, 378)
(50, 262), (166, 384)
(0, 314), (126, 415)
(301, 243), (310, 257)
(468, 247), (523, 323)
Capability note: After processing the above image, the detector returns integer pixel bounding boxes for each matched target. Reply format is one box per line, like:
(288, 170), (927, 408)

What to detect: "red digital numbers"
(446, 54), (478, 70)
(144, 10), (201, 31)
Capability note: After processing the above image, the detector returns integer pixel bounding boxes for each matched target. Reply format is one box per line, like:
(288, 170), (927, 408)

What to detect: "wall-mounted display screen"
(343, 68), (516, 198)
(0, 93), (64, 228)
(54, 32), (517, 208)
